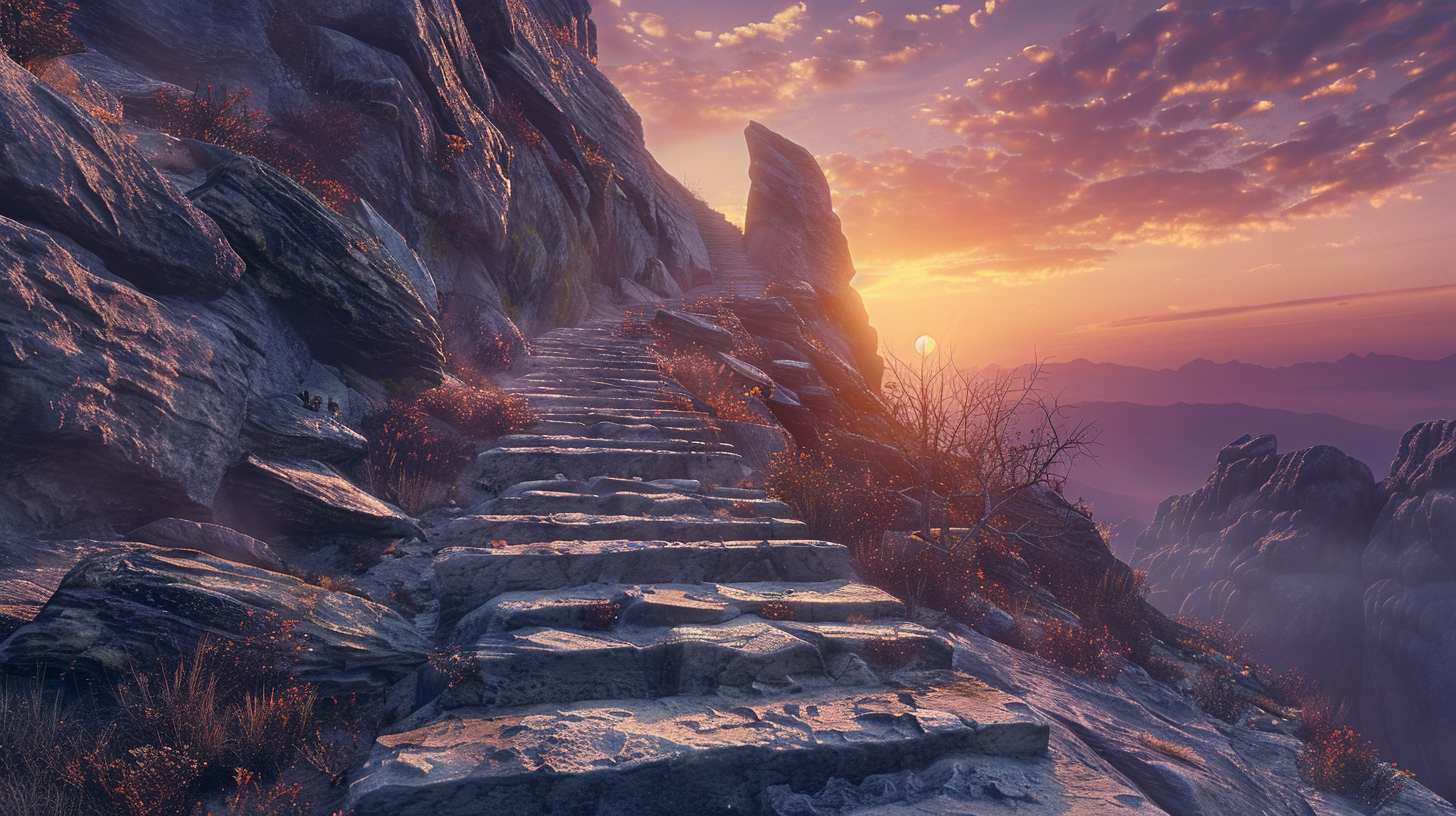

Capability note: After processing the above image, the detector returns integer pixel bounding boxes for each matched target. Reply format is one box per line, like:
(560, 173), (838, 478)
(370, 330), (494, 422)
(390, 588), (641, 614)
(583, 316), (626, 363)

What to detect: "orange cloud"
(827, 0), (1456, 282)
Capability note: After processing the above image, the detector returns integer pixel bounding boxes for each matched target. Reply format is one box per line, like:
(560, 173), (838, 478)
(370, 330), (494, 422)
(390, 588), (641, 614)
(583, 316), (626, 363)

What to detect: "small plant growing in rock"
(434, 132), (469, 172)
(860, 638), (917, 671)
(1297, 727), (1407, 808)
(758, 602), (795, 621)
(1191, 669), (1242, 723)
(0, 0), (83, 71)
(427, 646), (480, 690)
(581, 601), (621, 631)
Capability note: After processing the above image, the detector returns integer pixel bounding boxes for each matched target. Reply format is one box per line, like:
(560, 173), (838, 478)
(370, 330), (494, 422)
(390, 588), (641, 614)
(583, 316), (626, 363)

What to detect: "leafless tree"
(881, 346), (1098, 552)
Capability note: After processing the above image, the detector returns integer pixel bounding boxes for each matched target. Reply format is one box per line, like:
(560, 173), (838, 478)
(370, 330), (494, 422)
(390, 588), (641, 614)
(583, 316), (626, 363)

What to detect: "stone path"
(346, 241), (1052, 814)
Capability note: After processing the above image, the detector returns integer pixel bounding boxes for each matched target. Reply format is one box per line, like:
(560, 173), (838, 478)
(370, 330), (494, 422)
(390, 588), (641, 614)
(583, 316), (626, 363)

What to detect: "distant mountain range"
(1036, 352), (1456, 431)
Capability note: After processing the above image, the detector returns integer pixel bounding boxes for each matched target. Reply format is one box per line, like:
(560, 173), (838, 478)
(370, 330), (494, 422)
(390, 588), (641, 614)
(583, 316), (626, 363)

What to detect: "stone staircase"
(346, 313), (1051, 815)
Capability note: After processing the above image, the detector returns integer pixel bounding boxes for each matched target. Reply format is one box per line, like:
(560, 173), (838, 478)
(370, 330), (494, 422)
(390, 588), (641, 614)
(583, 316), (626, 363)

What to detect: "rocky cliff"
(2, 0), (1452, 813)
(1137, 424), (1456, 801)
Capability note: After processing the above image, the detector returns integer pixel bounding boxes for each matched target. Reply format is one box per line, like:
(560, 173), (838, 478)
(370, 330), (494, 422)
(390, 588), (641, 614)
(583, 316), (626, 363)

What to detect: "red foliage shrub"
(154, 84), (267, 154)
(415, 382), (534, 440)
(1298, 727), (1406, 807)
(219, 769), (311, 816)
(657, 347), (772, 425)
(0, 0), (82, 70)
(427, 646), (479, 690)
(434, 132), (469, 172)
(860, 638), (917, 671)
(495, 93), (543, 147)
(581, 601), (621, 631)
(1191, 669), (1242, 723)
(363, 399), (473, 515)
(153, 86), (356, 213)
(1032, 620), (1120, 681)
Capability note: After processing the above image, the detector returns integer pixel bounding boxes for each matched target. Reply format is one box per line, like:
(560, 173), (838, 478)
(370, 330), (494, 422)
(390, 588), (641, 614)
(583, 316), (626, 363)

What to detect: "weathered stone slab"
(433, 540), (856, 627)
(439, 620), (825, 707)
(0, 548), (427, 696)
(451, 580), (904, 640)
(476, 446), (751, 489)
(347, 686), (1049, 816)
(435, 513), (808, 549)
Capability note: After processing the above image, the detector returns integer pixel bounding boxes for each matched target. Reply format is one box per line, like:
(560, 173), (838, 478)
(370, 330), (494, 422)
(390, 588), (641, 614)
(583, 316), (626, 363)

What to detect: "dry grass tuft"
(1139, 732), (1199, 765)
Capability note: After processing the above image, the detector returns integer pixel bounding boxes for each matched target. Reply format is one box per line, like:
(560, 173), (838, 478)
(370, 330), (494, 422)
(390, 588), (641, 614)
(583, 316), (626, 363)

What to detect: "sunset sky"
(594, 0), (1456, 367)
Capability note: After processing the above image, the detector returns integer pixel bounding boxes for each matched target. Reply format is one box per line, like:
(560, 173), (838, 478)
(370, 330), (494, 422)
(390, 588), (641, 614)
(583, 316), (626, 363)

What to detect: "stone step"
(432, 540), (856, 628)
(491, 435), (732, 453)
(437, 620), (827, 707)
(436, 619), (951, 708)
(469, 490), (790, 519)
(434, 513), (809, 551)
(495, 476), (711, 498)
(523, 361), (661, 375)
(450, 580), (907, 640)
(526, 420), (712, 443)
(347, 679), (1051, 816)
(524, 394), (676, 411)
(475, 446), (750, 489)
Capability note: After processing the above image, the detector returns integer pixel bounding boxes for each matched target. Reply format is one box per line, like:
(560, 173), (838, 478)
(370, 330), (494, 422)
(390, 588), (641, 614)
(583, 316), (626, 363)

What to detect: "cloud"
(717, 4), (809, 47)
(827, 0), (1456, 280)
(1079, 283), (1456, 331)
(600, 2), (965, 142)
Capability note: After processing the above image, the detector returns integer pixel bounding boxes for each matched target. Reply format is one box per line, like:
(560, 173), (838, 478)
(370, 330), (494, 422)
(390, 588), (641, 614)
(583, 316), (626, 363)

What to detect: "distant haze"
(1044, 353), (1454, 557)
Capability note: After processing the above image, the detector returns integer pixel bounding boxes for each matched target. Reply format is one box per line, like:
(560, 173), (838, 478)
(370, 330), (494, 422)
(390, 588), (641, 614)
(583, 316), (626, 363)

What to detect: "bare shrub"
(881, 350), (1095, 551)
(766, 448), (900, 549)
(0, 0), (82, 71)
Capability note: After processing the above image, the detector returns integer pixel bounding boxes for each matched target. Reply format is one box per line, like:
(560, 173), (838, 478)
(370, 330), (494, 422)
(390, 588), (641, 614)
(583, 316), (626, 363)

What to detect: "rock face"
(220, 455), (420, 539)
(1136, 435), (1378, 706)
(1137, 427), (1456, 802)
(127, 517), (287, 572)
(743, 123), (882, 389)
(0, 548), (427, 696)
(1360, 421), (1456, 795)
(0, 216), (303, 531)
(191, 159), (445, 383)
(0, 55), (243, 300)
